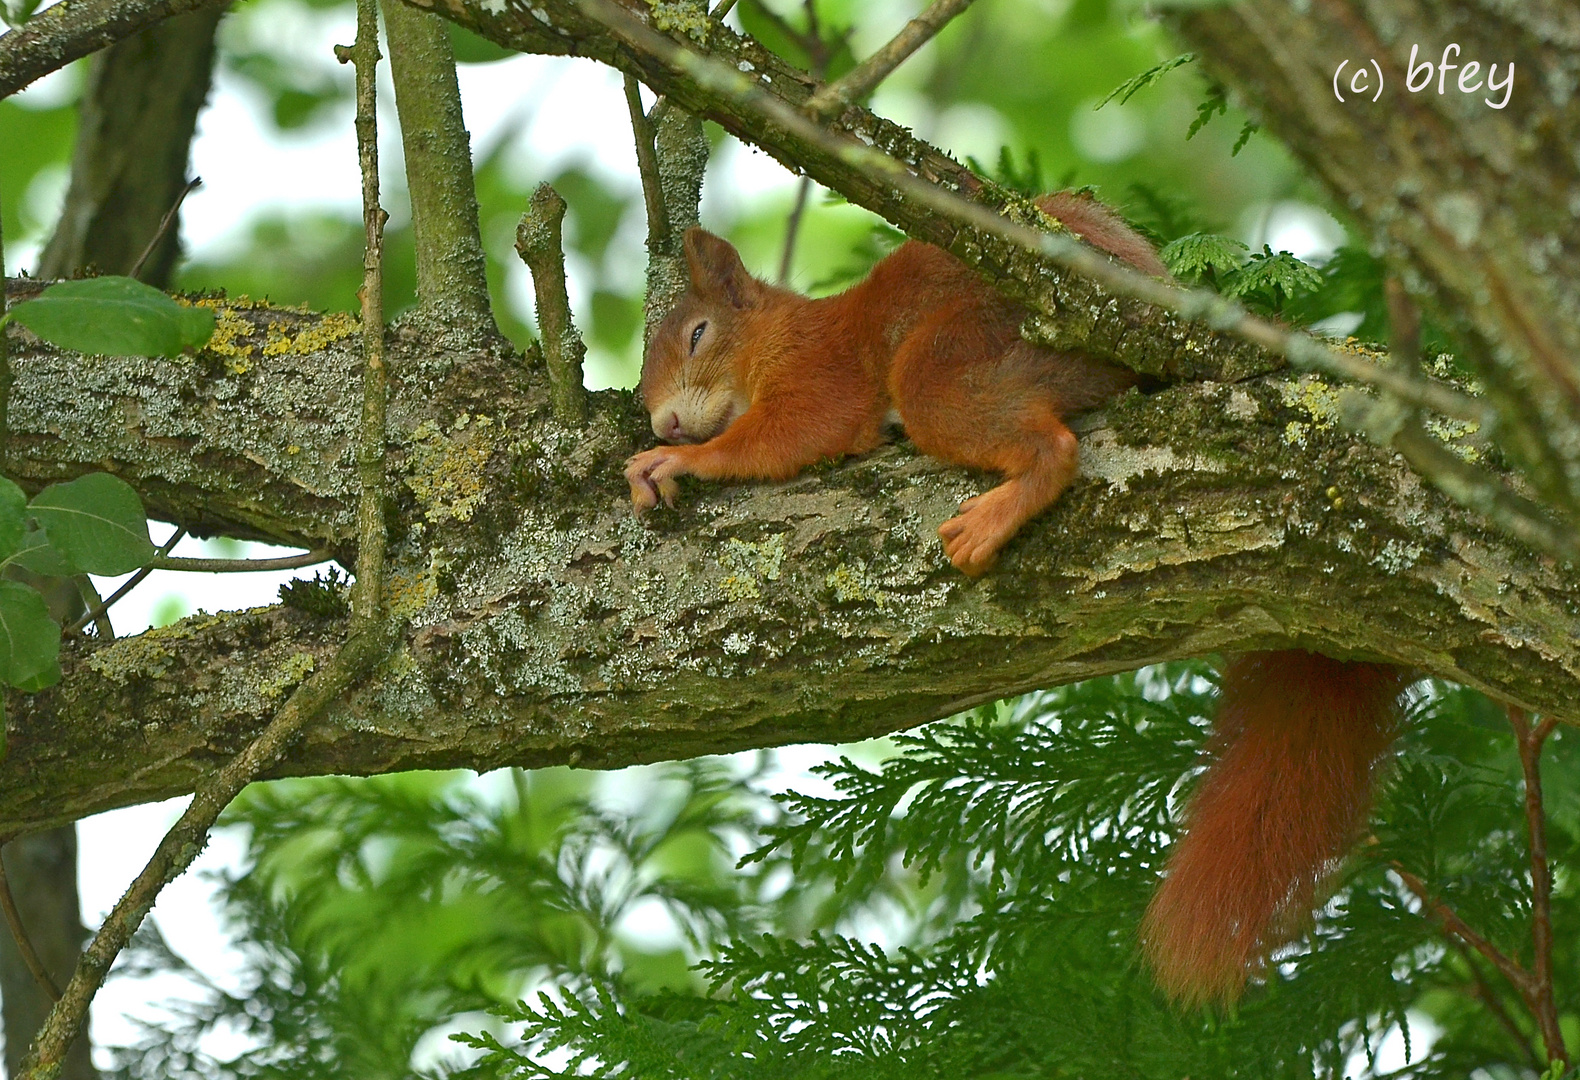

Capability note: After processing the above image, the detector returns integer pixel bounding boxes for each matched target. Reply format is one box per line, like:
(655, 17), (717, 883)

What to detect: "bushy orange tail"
(1142, 652), (1408, 1006)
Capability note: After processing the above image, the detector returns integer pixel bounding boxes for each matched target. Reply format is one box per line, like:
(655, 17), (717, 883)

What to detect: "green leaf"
(0, 580), (61, 690)
(1231, 119), (1259, 156)
(9, 525), (78, 576)
(0, 477), (26, 558)
(5, 276), (216, 358)
(1187, 81), (1228, 140)
(29, 473), (156, 575)
(1221, 246), (1324, 305)
(1159, 232), (1248, 282)
(1095, 52), (1196, 109)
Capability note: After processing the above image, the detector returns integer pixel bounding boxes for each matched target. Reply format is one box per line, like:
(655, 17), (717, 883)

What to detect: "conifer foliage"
(102, 665), (1576, 1078)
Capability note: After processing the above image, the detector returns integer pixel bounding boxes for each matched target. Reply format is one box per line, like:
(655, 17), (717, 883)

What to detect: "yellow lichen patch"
(826, 563), (889, 607)
(204, 310), (257, 370)
(385, 563), (440, 617)
(270, 310), (359, 355)
(85, 613), (224, 683)
(262, 321), (295, 357)
(1277, 375), (1344, 431)
(261, 652), (317, 701)
(1426, 416), (1482, 463)
(719, 573), (761, 602)
(649, 0), (710, 42)
(405, 415), (498, 524)
(717, 535), (787, 601)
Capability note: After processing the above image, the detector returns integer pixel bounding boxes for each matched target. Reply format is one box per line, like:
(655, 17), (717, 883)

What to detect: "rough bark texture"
(35, 4), (224, 285)
(382, 0), (495, 323)
(0, 0), (1575, 848)
(0, 0), (226, 99)
(0, 293), (1575, 837)
(1171, 0), (1580, 524)
(0, 829), (96, 1080)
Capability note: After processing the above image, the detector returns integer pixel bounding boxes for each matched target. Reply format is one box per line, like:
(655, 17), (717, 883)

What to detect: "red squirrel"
(625, 192), (1407, 1005)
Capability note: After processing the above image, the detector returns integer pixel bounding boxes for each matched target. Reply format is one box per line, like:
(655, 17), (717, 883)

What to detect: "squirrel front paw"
(625, 447), (688, 512)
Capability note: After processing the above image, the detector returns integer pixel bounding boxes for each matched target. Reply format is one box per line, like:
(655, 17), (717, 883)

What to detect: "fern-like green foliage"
(963, 146), (1051, 199)
(102, 668), (1579, 1079)
(1094, 52), (1198, 109)
(1159, 231), (1248, 286)
(1220, 245), (1324, 313)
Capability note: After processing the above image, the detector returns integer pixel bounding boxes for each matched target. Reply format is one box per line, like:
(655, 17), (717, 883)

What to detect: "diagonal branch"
(0, 0), (226, 99)
(805, 0), (978, 119)
(1507, 706), (1568, 1066)
(1391, 862), (1534, 1004)
(0, 856), (60, 1001)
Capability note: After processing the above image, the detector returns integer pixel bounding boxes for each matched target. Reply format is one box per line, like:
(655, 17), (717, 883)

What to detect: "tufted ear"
(683, 227), (761, 308)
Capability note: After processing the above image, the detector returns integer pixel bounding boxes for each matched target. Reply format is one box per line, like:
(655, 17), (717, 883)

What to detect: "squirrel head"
(638, 227), (764, 445)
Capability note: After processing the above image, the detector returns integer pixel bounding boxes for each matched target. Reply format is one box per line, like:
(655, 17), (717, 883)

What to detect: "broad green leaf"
(0, 580), (61, 690)
(9, 525), (78, 576)
(5, 276), (216, 358)
(0, 477), (25, 558)
(29, 473), (156, 575)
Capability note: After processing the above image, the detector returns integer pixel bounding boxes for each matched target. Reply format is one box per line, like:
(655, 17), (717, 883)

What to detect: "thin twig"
(62, 526), (186, 636)
(1450, 939), (1541, 1068)
(0, 852), (62, 1002)
(777, 175), (811, 285)
(625, 73), (672, 254)
(152, 549), (332, 574)
(571, 0), (1578, 563)
(1391, 861), (1532, 1000)
(128, 176), (201, 280)
(806, 0), (978, 118)
(1508, 706), (1568, 1066)
(73, 575), (113, 638)
(516, 183), (588, 423)
(14, 622), (396, 1080)
(709, 0), (737, 17)
(341, 0), (387, 623)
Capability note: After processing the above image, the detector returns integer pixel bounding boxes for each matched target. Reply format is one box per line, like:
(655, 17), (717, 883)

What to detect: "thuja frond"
(746, 664), (1213, 903)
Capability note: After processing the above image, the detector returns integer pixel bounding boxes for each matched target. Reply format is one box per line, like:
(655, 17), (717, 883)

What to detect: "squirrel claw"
(625, 447), (690, 513)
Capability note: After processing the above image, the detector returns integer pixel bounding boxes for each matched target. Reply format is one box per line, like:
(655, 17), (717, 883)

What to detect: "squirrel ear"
(683, 227), (760, 308)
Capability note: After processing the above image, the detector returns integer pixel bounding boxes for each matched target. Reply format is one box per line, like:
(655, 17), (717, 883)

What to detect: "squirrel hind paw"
(938, 513), (1003, 577)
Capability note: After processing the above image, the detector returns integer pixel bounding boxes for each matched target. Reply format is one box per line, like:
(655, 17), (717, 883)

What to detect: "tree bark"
(1167, 0), (1580, 523)
(0, 307), (1575, 837)
(0, 0), (1574, 850)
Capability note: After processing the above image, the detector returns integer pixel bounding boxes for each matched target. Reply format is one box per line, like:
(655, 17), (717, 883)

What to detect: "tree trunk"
(0, 829), (96, 1080)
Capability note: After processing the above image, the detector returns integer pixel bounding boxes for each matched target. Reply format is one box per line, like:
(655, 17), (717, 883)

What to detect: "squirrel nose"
(658, 411), (684, 442)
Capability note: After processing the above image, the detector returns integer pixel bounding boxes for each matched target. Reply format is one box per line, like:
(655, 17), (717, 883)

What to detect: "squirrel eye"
(689, 322), (707, 354)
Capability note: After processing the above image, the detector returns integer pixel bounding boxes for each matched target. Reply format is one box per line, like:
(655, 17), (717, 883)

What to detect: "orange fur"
(1141, 653), (1408, 1006)
(627, 191), (1155, 573)
(628, 197), (1407, 1007)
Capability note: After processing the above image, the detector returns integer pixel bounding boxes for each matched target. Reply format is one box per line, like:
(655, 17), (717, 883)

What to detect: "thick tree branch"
(0, 0), (225, 99)
(0, 322), (1576, 837)
(1170, 0), (1580, 526)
